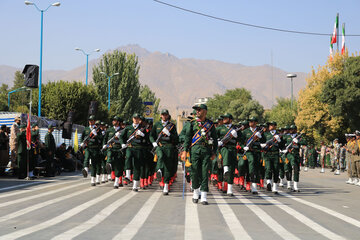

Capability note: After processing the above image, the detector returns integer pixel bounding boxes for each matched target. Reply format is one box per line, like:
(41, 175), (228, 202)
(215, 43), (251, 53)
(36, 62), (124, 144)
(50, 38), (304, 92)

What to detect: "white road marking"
(52, 189), (137, 240)
(112, 191), (162, 240)
(184, 192), (202, 240)
(279, 190), (360, 229)
(0, 186), (95, 223)
(211, 190), (252, 240)
(259, 192), (346, 240)
(234, 192), (300, 240)
(0, 189), (119, 240)
(0, 181), (88, 208)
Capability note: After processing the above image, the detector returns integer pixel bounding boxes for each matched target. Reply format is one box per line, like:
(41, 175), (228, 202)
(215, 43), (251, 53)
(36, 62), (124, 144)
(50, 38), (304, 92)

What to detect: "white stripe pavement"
(211, 190), (252, 240)
(279, 190), (360, 229)
(234, 192), (300, 240)
(0, 181), (88, 208)
(184, 193), (202, 240)
(0, 189), (119, 240)
(52, 189), (137, 240)
(258, 193), (346, 240)
(112, 191), (162, 240)
(0, 178), (82, 199)
(0, 186), (95, 223)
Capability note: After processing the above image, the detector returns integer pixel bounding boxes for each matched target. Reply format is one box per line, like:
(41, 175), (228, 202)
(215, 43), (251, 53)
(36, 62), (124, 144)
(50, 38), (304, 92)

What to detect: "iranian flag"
(331, 14), (339, 44)
(329, 37), (334, 60)
(341, 23), (345, 55)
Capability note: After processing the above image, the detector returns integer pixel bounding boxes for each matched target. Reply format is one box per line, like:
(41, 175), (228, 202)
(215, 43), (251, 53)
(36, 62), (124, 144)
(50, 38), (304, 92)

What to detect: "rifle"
(241, 127), (265, 157)
(101, 128), (124, 152)
(262, 133), (284, 153)
(78, 126), (101, 152)
(218, 125), (244, 147)
(150, 122), (174, 155)
(120, 125), (147, 153)
(281, 133), (303, 158)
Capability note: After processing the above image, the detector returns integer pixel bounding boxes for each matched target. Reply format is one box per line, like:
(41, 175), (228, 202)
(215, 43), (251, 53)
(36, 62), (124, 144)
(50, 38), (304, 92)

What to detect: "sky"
(1, 0), (360, 73)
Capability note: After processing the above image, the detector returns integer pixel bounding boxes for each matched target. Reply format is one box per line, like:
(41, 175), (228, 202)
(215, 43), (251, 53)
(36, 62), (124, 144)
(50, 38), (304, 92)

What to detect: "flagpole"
(337, 13), (339, 51)
(25, 89), (32, 181)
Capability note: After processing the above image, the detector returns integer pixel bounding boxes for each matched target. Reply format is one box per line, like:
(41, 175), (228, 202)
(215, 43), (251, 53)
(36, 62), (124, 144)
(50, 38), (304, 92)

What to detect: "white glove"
(218, 141), (223, 147)
(162, 128), (170, 136)
(260, 143), (267, 148)
(136, 130), (145, 137)
(103, 145), (107, 149)
(80, 143), (85, 148)
(91, 129), (97, 136)
(243, 146), (249, 151)
(230, 130), (238, 138)
(274, 135), (281, 142)
(281, 150), (288, 154)
(115, 132), (121, 138)
(293, 138), (299, 144)
(152, 142), (158, 148)
(255, 132), (262, 138)
(121, 144), (126, 149)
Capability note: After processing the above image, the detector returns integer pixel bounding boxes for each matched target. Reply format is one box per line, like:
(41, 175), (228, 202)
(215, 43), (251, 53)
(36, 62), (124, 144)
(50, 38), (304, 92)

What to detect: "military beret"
(88, 115), (95, 120)
(113, 116), (121, 121)
(132, 113), (141, 118)
(100, 121), (105, 125)
(217, 115), (224, 120)
(248, 116), (258, 122)
(31, 123), (38, 128)
(242, 120), (249, 125)
(290, 125), (297, 129)
(268, 121), (277, 126)
(284, 125), (290, 130)
(161, 109), (169, 115)
(48, 124), (55, 129)
(222, 113), (233, 120)
(192, 104), (207, 111)
(20, 124), (26, 129)
(95, 120), (101, 125)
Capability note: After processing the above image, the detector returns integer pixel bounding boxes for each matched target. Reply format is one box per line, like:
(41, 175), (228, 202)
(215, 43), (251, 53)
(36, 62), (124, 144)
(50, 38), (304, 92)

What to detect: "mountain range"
(0, 44), (307, 115)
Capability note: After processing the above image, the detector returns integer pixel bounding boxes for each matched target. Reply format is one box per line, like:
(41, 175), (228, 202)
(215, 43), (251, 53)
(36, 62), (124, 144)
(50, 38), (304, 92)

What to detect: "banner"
(143, 102), (154, 120)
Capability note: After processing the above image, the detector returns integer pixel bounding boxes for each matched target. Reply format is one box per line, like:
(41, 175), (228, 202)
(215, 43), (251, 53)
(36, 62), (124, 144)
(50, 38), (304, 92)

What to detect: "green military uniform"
(44, 125), (56, 177)
(179, 120), (192, 184)
(81, 118), (102, 178)
(307, 146), (317, 168)
(239, 120), (265, 187)
(16, 125), (27, 178)
(30, 125), (40, 174)
(183, 104), (218, 202)
(150, 112), (178, 189)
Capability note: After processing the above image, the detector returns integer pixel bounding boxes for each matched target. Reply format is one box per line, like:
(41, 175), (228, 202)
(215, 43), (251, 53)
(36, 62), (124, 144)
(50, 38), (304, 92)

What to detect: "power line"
(153, 0), (360, 37)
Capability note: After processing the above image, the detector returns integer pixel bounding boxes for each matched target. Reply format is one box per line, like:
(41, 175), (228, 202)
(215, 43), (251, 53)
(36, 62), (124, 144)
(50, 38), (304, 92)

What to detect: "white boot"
(279, 178), (284, 187)
(287, 181), (292, 190)
(101, 174), (106, 183)
(200, 192), (208, 205)
(114, 177), (119, 189)
(335, 169), (340, 175)
(227, 184), (233, 196)
(82, 167), (89, 178)
(163, 183), (169, 195)
(293, 181), (299, 192)
(356, 179), (360, 186)
(29, 171), (34, 177)
(346, 178), (353, 184)
(133, 180), (139, 191)
(125, 170), (131, 181)
(353, 178), (359, 185)
(192, 188), (200, 203)
(107, 174), (111, 182)
(91, 177), (96, 186)
(251, 183), (258, 194)
(272, 183), (278, 193)
(96, 174), (100, 184)
(320, 168), (325, 173)
(266, 179), (272, 191)
(304, 167), (308, 172)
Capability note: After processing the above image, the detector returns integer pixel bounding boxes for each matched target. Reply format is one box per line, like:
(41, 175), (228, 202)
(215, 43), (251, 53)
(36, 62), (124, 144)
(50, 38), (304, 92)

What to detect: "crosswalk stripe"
(184, 192), (202, 240)
(211, 189), (252, 240)
(0, 181), (88, 208)
(0, 178), (82, 199)
(279, 190), (360, 229)
(51, 189), (137, 240)
(234, 191), (300, 240)
(112, 191), (162, 240)
(0, 186), (95, 223)
(258, 193), (346, 240)
(0, 189), (119, 240)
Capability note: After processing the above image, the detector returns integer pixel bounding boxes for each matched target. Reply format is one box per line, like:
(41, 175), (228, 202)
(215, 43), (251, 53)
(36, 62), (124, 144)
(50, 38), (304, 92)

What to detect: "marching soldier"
(239, 117), (265, 194)
(182, 104), (217, 205)
(81, 115), (102, 186)
(216, 113), (241, 196)
(282, 125), (306, 192)
(103, 116), (125, 188)
(150, 109), (178, 195)
(10, 116), (21, 169)
(45, 124), (56, 177)
(120, 113), (149, 192)
(261, 121), (283, 194)
(237, 120), (250, 191)
(211, 116), (224, 188)
(16, 124), (27, 179)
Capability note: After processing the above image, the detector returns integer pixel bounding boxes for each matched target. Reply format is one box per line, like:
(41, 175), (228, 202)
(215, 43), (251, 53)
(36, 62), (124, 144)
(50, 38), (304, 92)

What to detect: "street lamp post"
(75, 48), (100, 86)
(100, 72), (119, 111)
(25, 1), (60, 117)
(286, 73), (297, 108)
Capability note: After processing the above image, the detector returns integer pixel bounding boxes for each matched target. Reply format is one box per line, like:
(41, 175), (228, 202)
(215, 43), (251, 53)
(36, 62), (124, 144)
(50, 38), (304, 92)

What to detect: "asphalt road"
(0, 167), (359, 240)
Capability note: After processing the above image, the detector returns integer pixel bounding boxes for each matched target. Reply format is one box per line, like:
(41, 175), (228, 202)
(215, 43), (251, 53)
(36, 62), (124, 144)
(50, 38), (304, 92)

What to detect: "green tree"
(93, 50), (143, 120)
(321, 56), (360, 131)
(264, 97), (297, 127)
(9, 71), (29, 112)
(0, 84), (9, 111)
(206, 88), (264, 122)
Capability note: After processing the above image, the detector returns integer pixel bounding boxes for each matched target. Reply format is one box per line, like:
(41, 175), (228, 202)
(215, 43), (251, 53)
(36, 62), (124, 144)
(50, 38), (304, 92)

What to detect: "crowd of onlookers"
(0, 118), (83, 178)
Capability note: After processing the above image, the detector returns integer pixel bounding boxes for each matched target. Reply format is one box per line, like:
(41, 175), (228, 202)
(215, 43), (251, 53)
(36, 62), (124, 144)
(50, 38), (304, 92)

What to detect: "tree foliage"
(206, 88), (264, 122)
(93, 50), (143, 120)
(264, 97), (297, 127)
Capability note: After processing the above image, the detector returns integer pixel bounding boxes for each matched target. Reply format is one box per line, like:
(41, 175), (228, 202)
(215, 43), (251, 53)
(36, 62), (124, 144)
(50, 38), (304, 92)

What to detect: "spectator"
(0, 125), (9, 167)
(9, 116), (20, 168)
